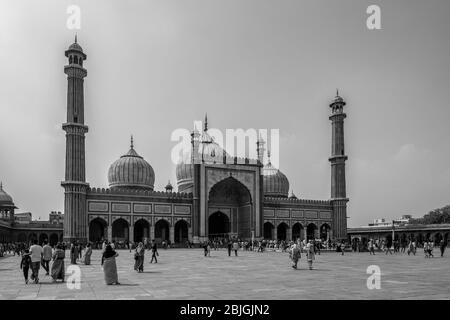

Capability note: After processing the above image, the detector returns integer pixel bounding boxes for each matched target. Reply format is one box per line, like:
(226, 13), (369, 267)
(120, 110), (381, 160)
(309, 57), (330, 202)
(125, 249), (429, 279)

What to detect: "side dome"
(0, 182), (15, 207)
(263, 160), (289, 198)
(108, 138), (155, 190)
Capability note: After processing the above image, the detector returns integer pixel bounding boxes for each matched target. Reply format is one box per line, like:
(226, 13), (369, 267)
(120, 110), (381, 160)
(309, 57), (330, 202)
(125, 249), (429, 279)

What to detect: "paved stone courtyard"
(0, 248), (449, 300)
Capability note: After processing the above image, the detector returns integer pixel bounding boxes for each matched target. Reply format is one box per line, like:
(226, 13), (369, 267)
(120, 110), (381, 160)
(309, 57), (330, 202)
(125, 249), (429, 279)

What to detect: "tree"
(410, 205), (450, 225)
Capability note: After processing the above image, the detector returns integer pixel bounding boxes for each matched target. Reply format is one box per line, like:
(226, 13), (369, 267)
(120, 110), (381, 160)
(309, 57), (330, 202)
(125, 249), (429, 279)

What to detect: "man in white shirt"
(42, 241), (53, 276)
(29, 240), (43, 284)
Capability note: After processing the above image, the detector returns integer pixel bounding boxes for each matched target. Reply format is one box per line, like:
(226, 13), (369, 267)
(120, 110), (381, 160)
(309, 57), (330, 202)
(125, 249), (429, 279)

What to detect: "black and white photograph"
(0, 0), (450, 309)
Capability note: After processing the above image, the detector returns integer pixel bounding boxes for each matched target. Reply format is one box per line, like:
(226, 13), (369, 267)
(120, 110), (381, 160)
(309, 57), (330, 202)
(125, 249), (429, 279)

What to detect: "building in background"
(0, 183), (63, 244)
(61, 38), (349, 245)
(14, 212), (32, 224)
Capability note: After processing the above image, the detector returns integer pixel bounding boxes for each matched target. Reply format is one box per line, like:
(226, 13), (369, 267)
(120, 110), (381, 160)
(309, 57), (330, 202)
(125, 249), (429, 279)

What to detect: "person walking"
(134, 242), (145, 273)
(83, 243), (92, 265)
(42, 241), (53, 276)
(423, 241), (429, 258)
(29, 240), (43, 284)
(51, 244), (65, 283)
(20, 249), (32, 284)
(70, 242), (78, 264)
(232, 240), (239, 256)
(227, 241), (232, 256)
(440, 239), (446, 257)
(206, 241), (211, 257)
(78, 242), (83, 261)
(340, 241), (346, 256)
(291, 244), (301, 269)
(368, 239), (375, 255)
(305, 240), (315, 270)
(407, 241), (414, 256)
(385, 242), (393, 255)
(101, 244), (120, 285)
(150, 240), (158, 263)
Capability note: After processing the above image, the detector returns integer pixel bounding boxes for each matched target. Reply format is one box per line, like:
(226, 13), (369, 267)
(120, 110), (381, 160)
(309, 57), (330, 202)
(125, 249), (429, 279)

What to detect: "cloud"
(393, 143), (432, 163)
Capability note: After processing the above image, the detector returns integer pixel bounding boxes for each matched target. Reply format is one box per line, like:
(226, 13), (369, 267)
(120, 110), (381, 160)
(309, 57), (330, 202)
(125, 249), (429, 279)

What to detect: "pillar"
(150, 226), (155, 241)
(169, 226), (175, 244)
(273, 226), (277, 240)
(107, 226), (112, 243)
(287, 227), (292, 241)
(188, 227), (193, 242)
(129, 226), (134, 243)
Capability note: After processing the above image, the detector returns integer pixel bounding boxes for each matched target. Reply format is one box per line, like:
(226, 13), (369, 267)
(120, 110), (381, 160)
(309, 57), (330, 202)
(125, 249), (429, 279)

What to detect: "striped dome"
(108, 139), (154, 190)
(0, 182), (15, 206)
(263, 161), (289, 198)
(175, 117), (230, 193)
(176, 162), (193, 193)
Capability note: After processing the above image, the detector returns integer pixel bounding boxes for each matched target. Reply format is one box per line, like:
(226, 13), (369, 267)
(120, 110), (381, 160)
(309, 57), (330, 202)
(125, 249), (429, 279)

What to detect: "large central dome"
(176, 116), (230, 193)
(108, 137), (155, 190)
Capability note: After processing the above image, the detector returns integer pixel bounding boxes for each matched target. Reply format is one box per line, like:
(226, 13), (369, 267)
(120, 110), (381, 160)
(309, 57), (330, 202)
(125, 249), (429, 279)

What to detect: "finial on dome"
(75, 33), (78, 44)
(165, 180), (173, 192)
(0, 181), (2, 190)
(204, 113), (208, 131)
(130, 135), (134, 149)
(336, 88), (339, 97)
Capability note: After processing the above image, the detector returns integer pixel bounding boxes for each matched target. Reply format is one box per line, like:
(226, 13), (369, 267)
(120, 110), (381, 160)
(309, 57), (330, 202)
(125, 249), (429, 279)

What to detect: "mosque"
(1, 37), (350, 245)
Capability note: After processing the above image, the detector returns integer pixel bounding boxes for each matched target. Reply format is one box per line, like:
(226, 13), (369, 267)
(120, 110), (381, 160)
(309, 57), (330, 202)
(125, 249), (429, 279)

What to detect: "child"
(20, 249), (32, 284)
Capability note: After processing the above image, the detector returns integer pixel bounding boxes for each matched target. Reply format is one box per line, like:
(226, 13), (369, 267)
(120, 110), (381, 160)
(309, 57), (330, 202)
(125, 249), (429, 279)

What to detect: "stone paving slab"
(0, 249), (449, 299)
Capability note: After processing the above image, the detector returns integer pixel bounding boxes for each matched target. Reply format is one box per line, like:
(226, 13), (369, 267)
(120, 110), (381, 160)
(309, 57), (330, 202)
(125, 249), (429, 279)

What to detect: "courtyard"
(0, 248), (449, 300)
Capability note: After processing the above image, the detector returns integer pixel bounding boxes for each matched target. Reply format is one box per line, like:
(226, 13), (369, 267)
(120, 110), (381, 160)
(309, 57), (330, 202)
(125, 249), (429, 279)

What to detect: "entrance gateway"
(195, 163), (262, 242)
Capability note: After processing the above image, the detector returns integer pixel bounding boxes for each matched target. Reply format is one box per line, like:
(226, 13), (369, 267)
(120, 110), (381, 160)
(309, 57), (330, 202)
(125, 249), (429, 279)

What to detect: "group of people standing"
(19, 240), (69, 284)
(69, 242), (92, 265)
(289, 240), (316, 270)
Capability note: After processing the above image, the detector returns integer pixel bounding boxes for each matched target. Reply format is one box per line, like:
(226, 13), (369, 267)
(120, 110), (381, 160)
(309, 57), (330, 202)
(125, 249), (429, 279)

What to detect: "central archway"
(208, 176), (252, 239)
(208, 211), (230, 238)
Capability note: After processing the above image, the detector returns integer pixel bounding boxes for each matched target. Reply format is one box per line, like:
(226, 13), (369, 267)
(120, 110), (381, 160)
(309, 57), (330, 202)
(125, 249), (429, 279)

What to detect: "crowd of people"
(1, 235), (448, 286)
(359, 238), (447, 257)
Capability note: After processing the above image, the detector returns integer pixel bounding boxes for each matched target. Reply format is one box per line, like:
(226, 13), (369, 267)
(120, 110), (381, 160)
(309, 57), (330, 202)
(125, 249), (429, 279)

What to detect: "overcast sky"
(1, 0), (450, 227)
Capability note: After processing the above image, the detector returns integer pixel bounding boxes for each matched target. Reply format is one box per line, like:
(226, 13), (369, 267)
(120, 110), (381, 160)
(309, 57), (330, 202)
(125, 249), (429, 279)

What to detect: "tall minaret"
(329, 90), (348, 240)
(61, 36), (89, 243)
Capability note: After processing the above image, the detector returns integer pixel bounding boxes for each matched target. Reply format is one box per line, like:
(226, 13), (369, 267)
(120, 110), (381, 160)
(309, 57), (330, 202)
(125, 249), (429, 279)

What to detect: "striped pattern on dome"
(176, 162), (193, 193)
(0, 182), (15, 206)
(108, 146), (155, 190)
(263, 162), (290, 198)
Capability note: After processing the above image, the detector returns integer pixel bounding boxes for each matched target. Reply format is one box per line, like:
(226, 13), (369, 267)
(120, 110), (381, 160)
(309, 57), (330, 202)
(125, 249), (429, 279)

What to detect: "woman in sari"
(305, 240), (315, 270)
(101, 244), (120, 285)
(83, 243), (92, 265)
(134, 242), (145, 273)
(51, 243), (65, 282)
(70, 243), (78, 264)
(290, 244), (301, 269)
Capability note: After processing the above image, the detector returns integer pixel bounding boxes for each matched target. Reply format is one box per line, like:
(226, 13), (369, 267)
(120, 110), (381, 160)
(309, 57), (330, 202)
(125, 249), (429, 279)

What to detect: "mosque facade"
(0, 38), (349, 245)
(60, 38), (349, 245)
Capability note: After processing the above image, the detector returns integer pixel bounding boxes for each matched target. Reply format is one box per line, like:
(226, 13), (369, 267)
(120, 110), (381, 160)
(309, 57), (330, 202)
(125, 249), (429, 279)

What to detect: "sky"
(1, 0), (449, 227)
